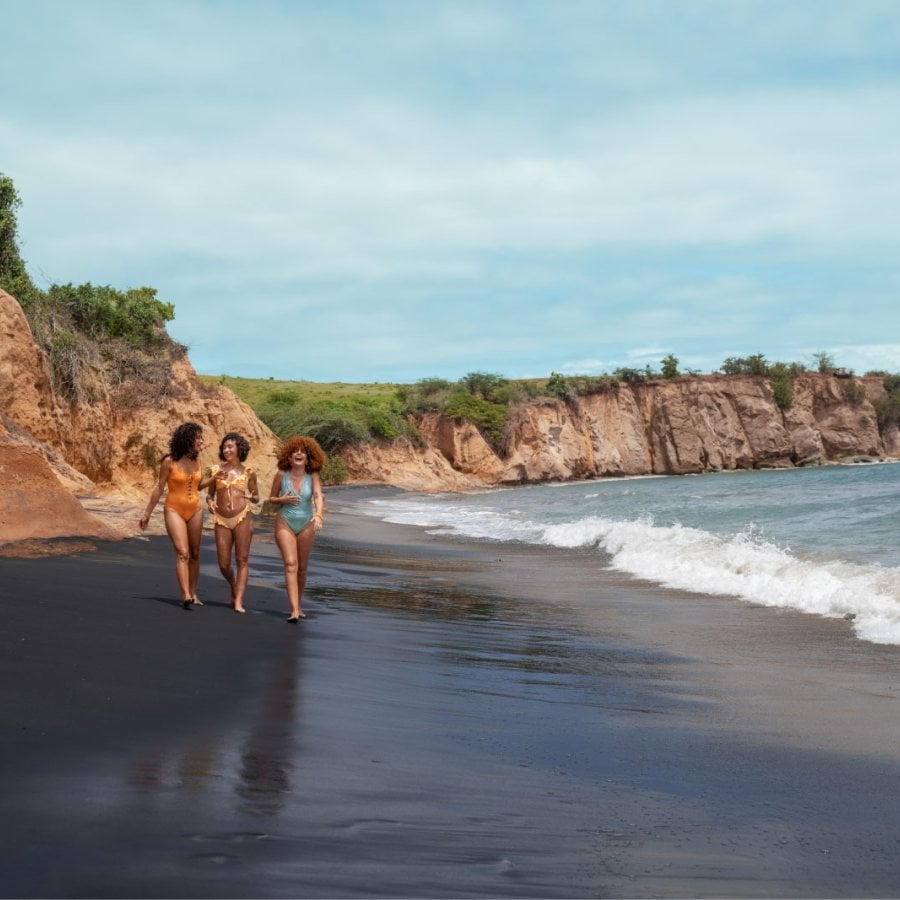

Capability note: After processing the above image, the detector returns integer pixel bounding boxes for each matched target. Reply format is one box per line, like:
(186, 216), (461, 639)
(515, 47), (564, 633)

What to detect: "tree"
(0, 174), (38, 305)
(812, 351), (835, 374)
(660, 354), (679, 379)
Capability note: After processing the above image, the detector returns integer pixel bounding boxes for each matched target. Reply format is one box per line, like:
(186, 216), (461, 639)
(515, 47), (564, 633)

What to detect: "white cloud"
(3, 1), (900, 380)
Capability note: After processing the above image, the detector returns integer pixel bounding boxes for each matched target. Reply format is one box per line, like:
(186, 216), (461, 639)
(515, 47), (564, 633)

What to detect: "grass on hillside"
(202, 375), (401, 409)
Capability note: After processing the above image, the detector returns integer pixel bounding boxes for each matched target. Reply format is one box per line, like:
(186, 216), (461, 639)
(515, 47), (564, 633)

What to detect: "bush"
(720, 354), (768, 376)
(400, 377), (452, 413)
(48, 282), (174, 345)
(842, 379), (867, 404)
(613, 367), (647, 383)
(441, 390), (509, 449)
(545, 371), (572, 400)
(767, 362), (794, 410)
(873, 373), (900, 428)
(321, 455), (348, 485)
(660, 354), (679, 379)
(460, 371), (507, 400)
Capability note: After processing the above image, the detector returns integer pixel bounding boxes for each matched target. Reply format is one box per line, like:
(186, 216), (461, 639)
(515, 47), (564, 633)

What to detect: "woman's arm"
(310, 472), (325, 530)
(206, 467), (218, 513)
(247, 470), (259, 503)
(199, 465), (219, 491)
(139, 457), (172, 530)
(268, 470), (284, 504)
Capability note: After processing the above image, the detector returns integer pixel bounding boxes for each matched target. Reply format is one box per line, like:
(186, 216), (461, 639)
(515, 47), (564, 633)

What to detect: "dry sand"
(0, 485), (897, 898)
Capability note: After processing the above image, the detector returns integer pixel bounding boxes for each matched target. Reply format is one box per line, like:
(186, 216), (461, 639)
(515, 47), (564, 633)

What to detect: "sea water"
(345, 462), (900, 646)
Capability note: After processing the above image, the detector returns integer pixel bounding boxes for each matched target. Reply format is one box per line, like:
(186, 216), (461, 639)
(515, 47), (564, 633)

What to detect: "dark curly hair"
(168, 422), (203, 461)
(276, 435), (326, 472)
(218, 431), (250, 462)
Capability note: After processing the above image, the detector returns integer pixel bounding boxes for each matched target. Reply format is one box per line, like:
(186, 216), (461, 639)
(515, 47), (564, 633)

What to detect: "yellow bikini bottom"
(212, 505), (252, 530)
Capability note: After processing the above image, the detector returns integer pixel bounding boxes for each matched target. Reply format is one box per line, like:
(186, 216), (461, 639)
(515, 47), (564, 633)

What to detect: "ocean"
(342, 461), (900, 647)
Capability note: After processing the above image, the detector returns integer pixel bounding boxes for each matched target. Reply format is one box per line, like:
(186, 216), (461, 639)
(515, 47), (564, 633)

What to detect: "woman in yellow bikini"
(139, 422), (213, 609)
(268, 435), (326, 622)
(205, 432), (259, 614)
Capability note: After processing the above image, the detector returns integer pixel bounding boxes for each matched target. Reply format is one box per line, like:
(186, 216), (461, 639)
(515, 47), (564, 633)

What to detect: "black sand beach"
(1, 486), (898, 898)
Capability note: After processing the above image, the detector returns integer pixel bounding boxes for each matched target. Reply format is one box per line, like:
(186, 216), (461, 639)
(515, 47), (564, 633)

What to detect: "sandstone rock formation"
(343, 373), (896, 490)
(1, 288), (279, 544)
(2, 285), (897, 543)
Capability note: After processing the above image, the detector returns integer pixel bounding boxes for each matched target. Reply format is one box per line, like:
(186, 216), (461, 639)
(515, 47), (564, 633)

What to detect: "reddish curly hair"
(276, 435), (326, 472)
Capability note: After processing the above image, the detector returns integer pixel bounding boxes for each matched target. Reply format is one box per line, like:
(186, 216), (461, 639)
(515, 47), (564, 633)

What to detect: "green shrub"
(767, 362), (794, 410)
(660, 354), (679, 379)
(545, 371), (571, 400)
(874, 373), (900, 428)
(460, 371), (507, 400)
(720, 354), (769, 376)
(441, 390), (509, 449)
(842, 379), (867, 404)
(47, 282), (174, 345)
(613, 367), (647, 383)
(321, 455), (348, 485)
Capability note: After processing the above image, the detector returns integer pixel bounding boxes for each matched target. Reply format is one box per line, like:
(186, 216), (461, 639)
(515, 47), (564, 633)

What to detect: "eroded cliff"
(2, 285), (897, 543)
(344, 373), (897, 490)
(1, 288), (279, 543)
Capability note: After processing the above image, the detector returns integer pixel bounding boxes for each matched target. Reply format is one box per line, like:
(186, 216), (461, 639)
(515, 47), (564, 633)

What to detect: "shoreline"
(1, 490), (898, 897)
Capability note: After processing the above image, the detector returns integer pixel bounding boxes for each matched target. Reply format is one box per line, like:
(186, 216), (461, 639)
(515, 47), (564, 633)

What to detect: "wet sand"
(0, 486), (898, 898)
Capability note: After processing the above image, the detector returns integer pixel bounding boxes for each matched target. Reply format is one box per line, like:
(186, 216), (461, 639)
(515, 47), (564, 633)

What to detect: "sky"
(2, 0), (900, 384)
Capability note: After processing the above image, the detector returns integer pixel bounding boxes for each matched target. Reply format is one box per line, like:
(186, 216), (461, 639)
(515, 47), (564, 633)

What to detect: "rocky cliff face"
(344, 373), (896, 490)
(2, 286), (897, 543)
(1, 288), (280, 544)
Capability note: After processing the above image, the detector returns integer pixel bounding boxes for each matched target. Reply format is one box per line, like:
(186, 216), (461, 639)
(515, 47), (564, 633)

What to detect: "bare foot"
(234, 605), (246, 614)
(191, 597), (204, 606)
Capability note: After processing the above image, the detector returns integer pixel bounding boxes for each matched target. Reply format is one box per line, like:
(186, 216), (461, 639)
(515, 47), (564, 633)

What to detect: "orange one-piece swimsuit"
(164, 462), (202, 521)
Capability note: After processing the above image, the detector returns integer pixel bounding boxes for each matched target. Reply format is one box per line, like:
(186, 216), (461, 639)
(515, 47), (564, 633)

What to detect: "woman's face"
(222, 439), (238, 460)
(191, 433), (204, 456)
(291, 448), (307, 466)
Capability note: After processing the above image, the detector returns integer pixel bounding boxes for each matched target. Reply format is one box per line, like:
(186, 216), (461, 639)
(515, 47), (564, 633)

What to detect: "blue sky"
(3, 0), (900, 383)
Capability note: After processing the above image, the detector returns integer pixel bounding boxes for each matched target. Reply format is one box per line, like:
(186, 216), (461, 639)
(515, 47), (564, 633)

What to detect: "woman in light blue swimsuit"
(269, 435), (326, 622)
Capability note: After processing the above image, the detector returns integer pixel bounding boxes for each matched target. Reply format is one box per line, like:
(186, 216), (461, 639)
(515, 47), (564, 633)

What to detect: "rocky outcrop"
(2, 286), (897, 538)
(1, 288), (279, 544)
(344, 373), (897, 489)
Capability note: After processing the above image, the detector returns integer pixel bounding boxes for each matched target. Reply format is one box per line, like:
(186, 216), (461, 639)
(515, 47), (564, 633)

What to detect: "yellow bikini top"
(209, 465), (254, 505)
(212, 465), (253, 490)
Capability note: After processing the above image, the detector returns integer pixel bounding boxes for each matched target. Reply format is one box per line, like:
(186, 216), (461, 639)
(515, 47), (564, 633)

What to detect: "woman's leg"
(275, 518), (301, 618)
(186, 509), (204, 603)
(214, 523), (236, 604)
(164, 508), (193, 604)
(293, 523), (317, 618)
(231, 515), (253, 613)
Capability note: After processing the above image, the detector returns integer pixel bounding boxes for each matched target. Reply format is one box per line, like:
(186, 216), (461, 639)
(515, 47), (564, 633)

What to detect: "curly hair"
(168, 422), (203, 461)
(218, 431), (250, 462)
(276, 435), (326, 472)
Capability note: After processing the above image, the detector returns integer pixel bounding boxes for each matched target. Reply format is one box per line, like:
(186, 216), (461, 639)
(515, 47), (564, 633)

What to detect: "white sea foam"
(360, 497), (900, 646)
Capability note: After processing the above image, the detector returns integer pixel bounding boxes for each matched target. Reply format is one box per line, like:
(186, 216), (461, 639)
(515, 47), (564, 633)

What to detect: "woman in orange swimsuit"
(205, 432), (259, 614)
(139, 422), (212, 609)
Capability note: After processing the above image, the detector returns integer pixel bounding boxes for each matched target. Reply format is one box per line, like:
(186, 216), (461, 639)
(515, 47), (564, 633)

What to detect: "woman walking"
(268, 435), (326, 622)
(139, 422), (212, 609)
(207, 431), (259, 614)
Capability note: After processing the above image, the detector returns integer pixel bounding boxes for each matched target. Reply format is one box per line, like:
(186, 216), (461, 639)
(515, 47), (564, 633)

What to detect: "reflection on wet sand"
(125, 650), (300, 820)
(236, 652), (298, 818)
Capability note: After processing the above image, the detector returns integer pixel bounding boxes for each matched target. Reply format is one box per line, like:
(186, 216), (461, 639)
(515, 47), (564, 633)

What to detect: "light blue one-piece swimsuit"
(279, 471), (313, 534)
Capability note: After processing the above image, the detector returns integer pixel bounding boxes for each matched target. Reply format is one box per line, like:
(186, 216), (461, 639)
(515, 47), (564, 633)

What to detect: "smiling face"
(291, 449), (307, 467)
(222, 439), (238, 461)
(189, 433), (204, 458)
